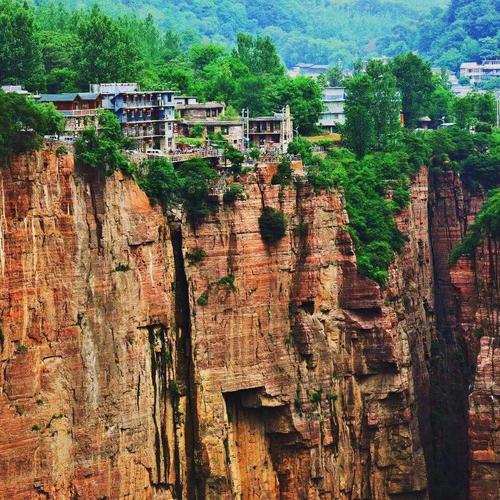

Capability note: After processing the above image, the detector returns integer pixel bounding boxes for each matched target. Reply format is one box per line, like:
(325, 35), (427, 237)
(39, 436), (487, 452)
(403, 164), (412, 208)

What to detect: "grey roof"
(38, 92), (100, 102)
(38, 93), (78, 102)
(177, 101), (225, 109)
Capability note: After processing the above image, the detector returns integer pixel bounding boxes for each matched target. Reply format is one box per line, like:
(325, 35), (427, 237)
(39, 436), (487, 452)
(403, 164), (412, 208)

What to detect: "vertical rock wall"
(182, 164), (431, 499)
(428, 169), (499, 499)
(0, 150), (178, 498)
(0, 150), (497, 499)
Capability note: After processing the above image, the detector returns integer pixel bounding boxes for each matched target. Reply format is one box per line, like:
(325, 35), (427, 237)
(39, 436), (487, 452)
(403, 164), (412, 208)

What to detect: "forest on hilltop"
(31, 0), (473, 68)
(32, 0), (498, 70)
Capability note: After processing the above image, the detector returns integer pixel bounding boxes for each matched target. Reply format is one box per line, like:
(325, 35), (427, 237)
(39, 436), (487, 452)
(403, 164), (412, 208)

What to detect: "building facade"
(460, 60), (500, 84)
(178, 120), (244, 149)
(92, 83), (176, 152)
(175, 96), (225, 121)
(247, 106), (293, 152)
(37, 93), (102, 135)
(288, 63), (329, 78)
(318, 87), (345, 132)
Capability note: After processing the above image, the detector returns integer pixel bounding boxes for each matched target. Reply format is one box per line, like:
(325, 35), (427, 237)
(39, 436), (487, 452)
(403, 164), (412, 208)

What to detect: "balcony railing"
(60, 109), (99, 117)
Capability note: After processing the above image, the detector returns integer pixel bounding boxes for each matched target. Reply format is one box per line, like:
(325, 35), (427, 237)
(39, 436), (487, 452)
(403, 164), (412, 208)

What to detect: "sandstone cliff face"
(0, 150), (179, 498)
(0, 150), (497, 499)
(181, 163), (431, 499)
(429, 169), (499, 499)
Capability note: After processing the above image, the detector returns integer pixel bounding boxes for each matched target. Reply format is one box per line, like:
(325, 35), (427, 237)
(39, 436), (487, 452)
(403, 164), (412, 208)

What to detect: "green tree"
(75, 6), (139, 85)
(366, 60), (401, 149)
(427, 85), (455, 122)
(344, 74), (375, 158)
(326, 65), (344, 86)
(0, 0), (43, 88)
(75, 111), (134, 176)
(138, 158), (180, 207)
(391, 53), (435, 129)
(233, 33), (284, 76)
(177, 159), (218, 223)
(475, 92), (496, 125)
(267, 76), (323, 134)
(0, 90), (64, 159)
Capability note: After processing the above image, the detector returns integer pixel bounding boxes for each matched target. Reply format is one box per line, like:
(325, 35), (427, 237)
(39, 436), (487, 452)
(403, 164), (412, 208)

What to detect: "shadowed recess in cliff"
(170, 226), (199, 498)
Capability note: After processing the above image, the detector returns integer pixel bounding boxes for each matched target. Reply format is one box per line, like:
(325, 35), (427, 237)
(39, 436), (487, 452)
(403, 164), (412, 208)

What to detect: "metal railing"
(60, 109), (98, 117)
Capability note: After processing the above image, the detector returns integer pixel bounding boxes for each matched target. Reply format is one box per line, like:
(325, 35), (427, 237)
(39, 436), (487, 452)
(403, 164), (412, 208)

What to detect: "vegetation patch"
(223, 183), (245, 204)
(216, 274), (236, 291)
(186, 247), (207, 264)
(449, 189), (500, 265)
(259, 207), (287, 244)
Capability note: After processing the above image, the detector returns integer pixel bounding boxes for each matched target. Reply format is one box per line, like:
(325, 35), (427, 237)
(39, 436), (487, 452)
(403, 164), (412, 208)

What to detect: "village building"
(247, 106), (293, 152)
(175, 96), (225, 120)
(178, 119), (244, 149)
(288, 63), (329, 78)
(460, 60), (500, 84)
(1, 85), (30, 96)
(91, 83), (176, 152)
(37, 92), (102, 135)
(175, 97), (244, 148)
(318, 86), (346, 132)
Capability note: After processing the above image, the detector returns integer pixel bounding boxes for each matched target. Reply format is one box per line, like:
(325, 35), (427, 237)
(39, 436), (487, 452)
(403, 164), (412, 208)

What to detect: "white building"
(460, 60), (500, 84)
(318, 87), (345, 131)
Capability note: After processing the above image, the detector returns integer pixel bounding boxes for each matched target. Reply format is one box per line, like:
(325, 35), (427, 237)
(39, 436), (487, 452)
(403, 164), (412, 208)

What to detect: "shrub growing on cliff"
(177, 158), (218, 223)
(259, 206), (287, 244)
(224, 145), (244, 175)
(223, 183), (244, 204)
(271, 157), (292, 185)
(448, 189), (500, 266)
(75, 111), (134, 176)
(138, 158), (179, 207)
(139, 157), (217, 224)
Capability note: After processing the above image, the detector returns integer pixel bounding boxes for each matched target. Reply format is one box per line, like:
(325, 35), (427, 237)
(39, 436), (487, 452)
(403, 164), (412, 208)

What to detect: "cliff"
(0, 149), (497, 499)
(428, 169), (499, 499)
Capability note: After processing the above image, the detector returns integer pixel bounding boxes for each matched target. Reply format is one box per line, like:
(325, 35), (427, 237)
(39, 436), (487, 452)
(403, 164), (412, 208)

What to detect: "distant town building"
(460, 60), (500, 84)
(318, 87), (346, 131)
(246, 106), (293, 152)
(175, 96), (225, 120)
(1, 85), (30, 95)
(288, 63), (329, 78)
(91, 83), (176, 152)
(37, 92), (102, 134)
(450, 84), (475, 97)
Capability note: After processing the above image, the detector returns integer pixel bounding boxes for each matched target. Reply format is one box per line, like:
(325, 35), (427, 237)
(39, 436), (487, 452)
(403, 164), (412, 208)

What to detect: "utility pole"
(241, 108), (250, 150)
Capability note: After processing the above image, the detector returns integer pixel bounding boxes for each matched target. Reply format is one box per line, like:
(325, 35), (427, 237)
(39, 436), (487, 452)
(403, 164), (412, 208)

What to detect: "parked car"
(146, 149), (166, 157)
(59, 136), (77, 143)
(44, 135), (59, 141)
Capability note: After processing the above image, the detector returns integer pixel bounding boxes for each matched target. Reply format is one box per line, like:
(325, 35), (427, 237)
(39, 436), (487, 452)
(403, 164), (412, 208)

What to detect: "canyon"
(0, 147), (497, 499)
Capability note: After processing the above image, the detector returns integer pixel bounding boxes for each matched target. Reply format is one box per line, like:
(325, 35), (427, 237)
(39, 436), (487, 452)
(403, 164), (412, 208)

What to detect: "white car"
(44, 135), (59, 141)
(146, 149), (166, 157)
(59, 136), (77, 143)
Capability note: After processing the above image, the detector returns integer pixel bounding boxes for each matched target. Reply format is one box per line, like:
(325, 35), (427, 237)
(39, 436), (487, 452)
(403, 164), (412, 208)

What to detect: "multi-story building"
(460, 60), (500, 84)
(175, 96), (225, 120)
(91, 83), (176, 152)
(175, 97), (243, 148)
(247, 106), (293, 152)
(1, 85), (30, 96)
(178, 120), (244, 149)
(318, 87), (345, 132)
(37, 92), (102, 135)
